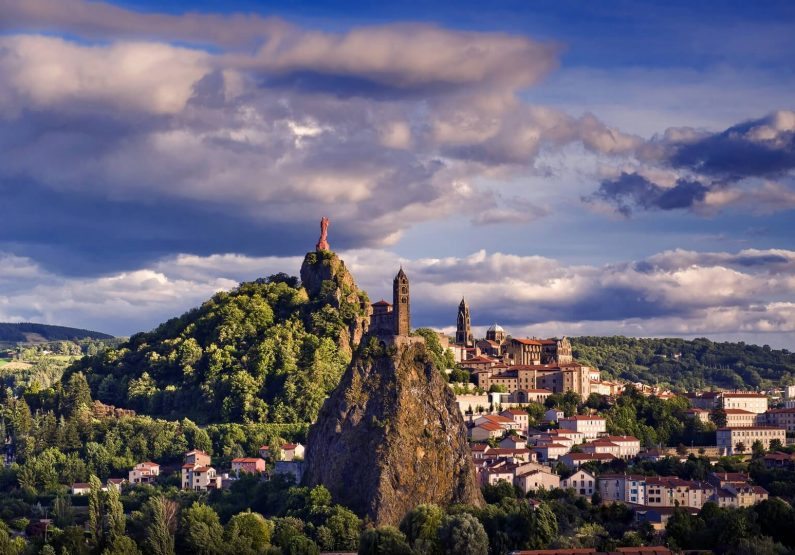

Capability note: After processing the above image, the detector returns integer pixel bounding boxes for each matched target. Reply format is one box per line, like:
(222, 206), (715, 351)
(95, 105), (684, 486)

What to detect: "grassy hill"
(0, 322), (113, 344)
(572, 336), (795, 391)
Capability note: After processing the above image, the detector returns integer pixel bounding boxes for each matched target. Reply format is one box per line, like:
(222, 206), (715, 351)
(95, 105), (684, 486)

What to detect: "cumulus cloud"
(2, 247), (794, 348)
(0, 1), (657, 274)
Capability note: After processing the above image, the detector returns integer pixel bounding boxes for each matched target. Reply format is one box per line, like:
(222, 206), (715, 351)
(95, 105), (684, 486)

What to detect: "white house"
(559, 415), (606, 439)
(281, 443), (305, 461)
(561, 469), (597, 497)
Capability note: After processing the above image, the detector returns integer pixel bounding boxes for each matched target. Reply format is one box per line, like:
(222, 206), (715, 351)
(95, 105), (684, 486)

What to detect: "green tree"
(400, 504), (444, 555)
(88, 475), (105, 550)
(63, 372), (92, 416)
(225, 510), (273, 554)
(437, 514), (488, 555)
(145, 496), (177, 555)
(105, 485), (126, 546)
(102, 536), (142, 555)
(181, 502), (225, 555)
(736, 442), (747, 454)
(324, 505), (361, 551)
(358, 526), (413, 555)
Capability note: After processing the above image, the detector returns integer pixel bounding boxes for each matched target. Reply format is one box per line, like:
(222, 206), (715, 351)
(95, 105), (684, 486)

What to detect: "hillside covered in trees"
(0, 322), (113, 344)
(66, 251), (370, 425)
(572, 336), (795, 391)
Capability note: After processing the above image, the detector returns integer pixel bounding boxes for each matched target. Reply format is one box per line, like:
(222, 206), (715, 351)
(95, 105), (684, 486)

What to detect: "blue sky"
(1, 0), (794, 347)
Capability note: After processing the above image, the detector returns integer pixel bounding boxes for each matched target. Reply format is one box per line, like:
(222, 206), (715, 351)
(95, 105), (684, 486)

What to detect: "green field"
(0, 359), (8, 367)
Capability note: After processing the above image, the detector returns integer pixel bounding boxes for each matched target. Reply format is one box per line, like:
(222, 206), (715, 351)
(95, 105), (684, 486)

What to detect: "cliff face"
(303, 339), (484, 525)
(300, 250), (369, 357)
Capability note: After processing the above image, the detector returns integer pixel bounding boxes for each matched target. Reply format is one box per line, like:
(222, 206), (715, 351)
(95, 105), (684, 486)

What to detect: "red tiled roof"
(372, 299), (391, 306)
(563, 453), (616, 461)
(138, 461), (160, 467)
(282, 443), (298, 449)
(72, 483), (91, 489)
(513, 338), (544, 346)
(481, 414), (514, 423)
(476, 422), (504, 432)
(723, 408), (756, 414)
(722, 392), (766, 398)
(232, 457), (263, 463)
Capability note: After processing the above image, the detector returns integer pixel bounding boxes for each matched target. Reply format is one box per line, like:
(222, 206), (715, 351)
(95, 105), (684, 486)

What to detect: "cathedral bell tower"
(393, 267), (410, 336)
(456, 298), (474, 347)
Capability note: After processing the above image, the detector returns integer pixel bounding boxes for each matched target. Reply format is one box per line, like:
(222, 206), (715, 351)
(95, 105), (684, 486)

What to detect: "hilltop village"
(2, 230), (795, 554)
(435, 296), (795, 532)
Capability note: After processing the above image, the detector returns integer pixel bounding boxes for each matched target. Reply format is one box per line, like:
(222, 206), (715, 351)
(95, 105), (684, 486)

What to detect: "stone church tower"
(393, 267), (410, 336)
(456, 298), (474, 347)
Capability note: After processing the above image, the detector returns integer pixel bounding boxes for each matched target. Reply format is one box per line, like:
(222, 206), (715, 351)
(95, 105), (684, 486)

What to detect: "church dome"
(487, 324), (504, 333)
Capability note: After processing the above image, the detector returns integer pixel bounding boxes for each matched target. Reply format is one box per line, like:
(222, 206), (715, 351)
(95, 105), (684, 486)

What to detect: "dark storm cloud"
(667, 112), (795, 179)
(586, 172), (709, 216)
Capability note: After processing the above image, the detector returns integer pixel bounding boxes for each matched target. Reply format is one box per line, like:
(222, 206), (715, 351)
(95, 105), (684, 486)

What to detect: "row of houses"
(471, 441), (769, 513)
(598, 471), (768, 510)
(127, 443), (306, 492)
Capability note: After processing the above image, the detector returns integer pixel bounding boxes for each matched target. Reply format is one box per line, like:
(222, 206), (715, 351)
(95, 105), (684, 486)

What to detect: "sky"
(1, 0), (794, 348)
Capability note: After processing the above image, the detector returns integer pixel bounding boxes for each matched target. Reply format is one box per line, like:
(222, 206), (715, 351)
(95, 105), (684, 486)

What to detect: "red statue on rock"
(316, 217), (330, 251)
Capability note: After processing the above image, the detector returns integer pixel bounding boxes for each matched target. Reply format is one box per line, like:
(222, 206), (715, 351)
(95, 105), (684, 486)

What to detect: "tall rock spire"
(456, 297), (473, 347)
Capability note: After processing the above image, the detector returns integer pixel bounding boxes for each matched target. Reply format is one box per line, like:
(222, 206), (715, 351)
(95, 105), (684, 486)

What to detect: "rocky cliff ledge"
(300, 250), (369, 358)
(303, 339), (484, 525)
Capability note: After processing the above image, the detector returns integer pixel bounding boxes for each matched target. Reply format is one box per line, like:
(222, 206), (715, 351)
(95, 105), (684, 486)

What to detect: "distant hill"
(572, 336), (795, 391)
(0, 322), (113, 344)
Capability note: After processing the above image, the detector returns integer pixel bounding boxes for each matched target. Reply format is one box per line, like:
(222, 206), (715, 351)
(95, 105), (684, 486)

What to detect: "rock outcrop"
(303, 339), (484, 525)
(300, 250), (369, 357)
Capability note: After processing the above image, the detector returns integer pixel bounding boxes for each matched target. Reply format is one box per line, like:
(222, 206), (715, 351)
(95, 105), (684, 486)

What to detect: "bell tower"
(393, 267), (410, 336)
(456, 297), (474, 347)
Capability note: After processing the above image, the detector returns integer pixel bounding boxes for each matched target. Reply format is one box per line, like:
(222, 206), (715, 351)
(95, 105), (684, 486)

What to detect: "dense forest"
(572, 336), (795, 391)
(65, 265), (369, 425)
(0, 323), (113, 345)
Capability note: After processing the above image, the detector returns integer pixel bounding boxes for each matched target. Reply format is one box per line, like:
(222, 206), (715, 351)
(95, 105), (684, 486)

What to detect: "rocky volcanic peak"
(303, 338), (484, 525)
(300, 250), (369, 357)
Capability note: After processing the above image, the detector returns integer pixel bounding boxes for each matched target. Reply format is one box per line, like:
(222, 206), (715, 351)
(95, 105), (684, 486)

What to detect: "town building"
(723, 409), (758, 427)
(515, 469), (560, 493)
(470, 422), (505, 441)
(485, 324), (506, 345)
(716, 427), (786, 455)
(761, 408), (795, 431)
(281, 443), (305, 461)
(183, 465), (221, 491)
(686, 391), (721, 410)
(559, 452), (617, 469)
(129, 462), (160, 485)
(181, 450), (220, 491)
(561, 469), (597, 497)
(499, 409), (529, 431)
(455, 298), (474, 347)
(685, 408), (710, 424)
(721, 392), (768, 414)
(471, 363), (593, 399)
(533, 443), (569, 462)
(544, 408), (564, 423)
(71, 483), (91, 495)
(231, 457), (267, 475)
(599, 474), (647, 505)
(559, 415), (607, 439)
